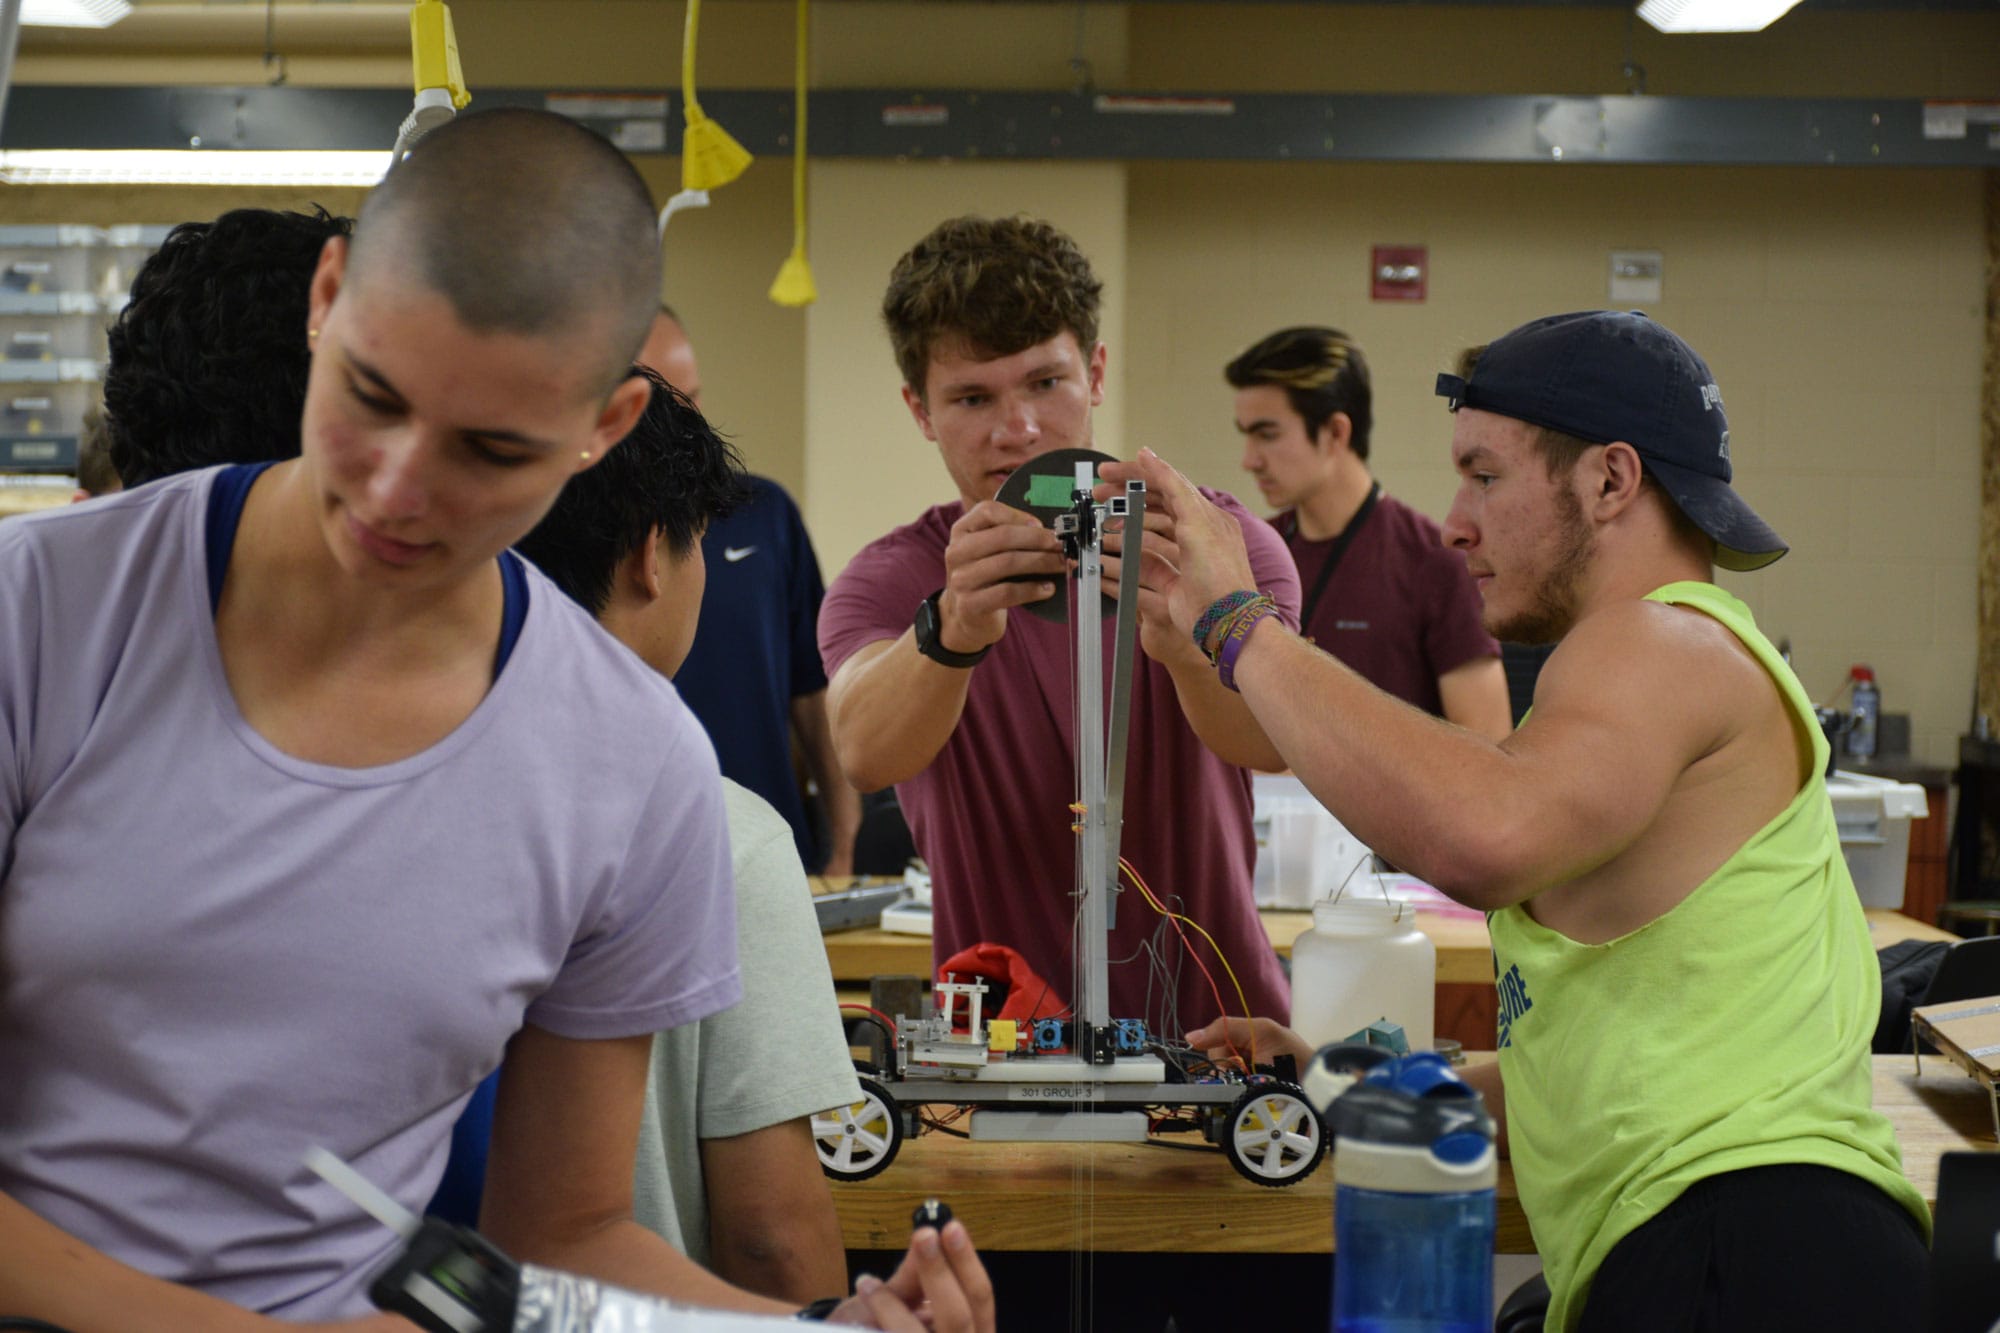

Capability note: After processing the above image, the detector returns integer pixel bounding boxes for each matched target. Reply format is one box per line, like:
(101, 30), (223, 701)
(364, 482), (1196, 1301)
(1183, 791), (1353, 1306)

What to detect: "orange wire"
(1123, 861), (1255, 1029)
(1069, 806), (1261, 1070)
(1118, 857), (1258, 1071)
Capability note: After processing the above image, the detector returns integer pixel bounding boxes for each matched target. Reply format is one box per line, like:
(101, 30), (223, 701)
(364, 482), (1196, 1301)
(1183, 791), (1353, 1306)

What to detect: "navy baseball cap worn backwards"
(1434, 310), (1786, 572)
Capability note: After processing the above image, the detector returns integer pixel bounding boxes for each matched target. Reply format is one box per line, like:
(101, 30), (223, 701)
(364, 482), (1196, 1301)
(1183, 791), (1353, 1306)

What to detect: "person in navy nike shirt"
(638, 308), (861, 875)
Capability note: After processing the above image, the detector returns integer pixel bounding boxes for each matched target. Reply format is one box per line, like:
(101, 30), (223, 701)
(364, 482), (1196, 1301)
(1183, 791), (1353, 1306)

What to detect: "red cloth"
(937, 941), (1068, 1025)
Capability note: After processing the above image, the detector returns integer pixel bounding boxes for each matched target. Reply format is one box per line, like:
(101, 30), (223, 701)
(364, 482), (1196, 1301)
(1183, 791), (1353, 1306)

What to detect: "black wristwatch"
(914, 590), (990, 668)
(796, 1296), (843, 1320)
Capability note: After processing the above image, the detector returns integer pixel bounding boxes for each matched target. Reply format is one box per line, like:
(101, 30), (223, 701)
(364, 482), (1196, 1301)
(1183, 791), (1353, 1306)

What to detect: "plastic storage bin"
(1826, 769), (1928, 909)
(0, 249), (92, 296)
(1252, 773), (1374, 909)
(0, 315), (98, 363)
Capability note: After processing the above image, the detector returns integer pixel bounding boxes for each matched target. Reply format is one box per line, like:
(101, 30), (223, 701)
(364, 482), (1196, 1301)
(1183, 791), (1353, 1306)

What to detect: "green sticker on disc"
(1024, 473), (1080, 508)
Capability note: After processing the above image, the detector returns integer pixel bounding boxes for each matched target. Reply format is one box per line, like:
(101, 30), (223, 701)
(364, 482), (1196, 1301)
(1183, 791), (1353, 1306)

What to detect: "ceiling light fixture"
(21, 0), (133, 28)
(0, 149), (393, 186)
(1636, 0), (1805, 33)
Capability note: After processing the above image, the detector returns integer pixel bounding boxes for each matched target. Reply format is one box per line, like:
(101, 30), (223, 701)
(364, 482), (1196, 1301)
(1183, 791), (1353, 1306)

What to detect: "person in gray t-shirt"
(518, 370), (863, 1305)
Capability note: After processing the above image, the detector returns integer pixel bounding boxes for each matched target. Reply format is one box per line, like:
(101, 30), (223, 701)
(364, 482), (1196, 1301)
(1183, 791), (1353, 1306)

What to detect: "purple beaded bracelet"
(1216, 601), (1280, 692)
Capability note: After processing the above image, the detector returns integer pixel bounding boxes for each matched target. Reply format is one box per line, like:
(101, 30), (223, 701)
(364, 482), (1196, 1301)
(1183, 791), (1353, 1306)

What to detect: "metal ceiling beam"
(3, 84), (1995, 165)
(0, 1), (19, 146)
(107, 0), (2000, 9)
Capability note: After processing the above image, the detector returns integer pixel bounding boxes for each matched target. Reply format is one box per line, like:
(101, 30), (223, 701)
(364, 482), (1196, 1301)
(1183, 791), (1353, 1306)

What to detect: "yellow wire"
(682, 0), (701, 110)
(791, 0), (807, 250)
(1067, 807), (1259, 1062)
(1117, 856), (1256, 1058)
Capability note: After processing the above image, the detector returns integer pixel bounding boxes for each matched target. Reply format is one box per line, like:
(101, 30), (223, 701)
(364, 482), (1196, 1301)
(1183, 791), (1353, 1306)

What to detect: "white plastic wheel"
(813, 1076), (903, 1182)
(1222, 1082), (1328, 1187)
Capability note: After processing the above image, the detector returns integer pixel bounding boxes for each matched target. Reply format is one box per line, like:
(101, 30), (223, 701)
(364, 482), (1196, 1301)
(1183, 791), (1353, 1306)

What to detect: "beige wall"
(801, 160), (1127, 573)
(5, 1), (1993, 761)
(22, 4), (1992, 97)
(1125, 160), (1985, 765)
(638, 157), (807, 493)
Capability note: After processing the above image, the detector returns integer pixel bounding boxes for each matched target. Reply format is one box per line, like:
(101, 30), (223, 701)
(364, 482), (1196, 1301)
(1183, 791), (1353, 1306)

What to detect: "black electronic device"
(912, 1198), (954, 1233)
(992, 447), (1119, 624)
(368, 1216), (520, 1333)
(1925, 1151), (2000, 1333)
(914, 590), (990, 668)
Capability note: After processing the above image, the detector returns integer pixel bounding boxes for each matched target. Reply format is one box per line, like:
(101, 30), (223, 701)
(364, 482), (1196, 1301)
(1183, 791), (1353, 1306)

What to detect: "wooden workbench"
(831, 1054), (1994, 1255)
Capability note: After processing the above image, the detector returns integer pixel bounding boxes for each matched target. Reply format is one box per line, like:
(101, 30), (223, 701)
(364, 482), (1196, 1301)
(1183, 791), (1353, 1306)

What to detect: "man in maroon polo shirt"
(1230, 326), (1510, 742)
(818, 215), (1298, 1035)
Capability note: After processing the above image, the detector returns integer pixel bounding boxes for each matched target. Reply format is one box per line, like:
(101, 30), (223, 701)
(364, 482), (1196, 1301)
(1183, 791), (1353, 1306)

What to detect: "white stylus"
(305, 1145), (420, 1242)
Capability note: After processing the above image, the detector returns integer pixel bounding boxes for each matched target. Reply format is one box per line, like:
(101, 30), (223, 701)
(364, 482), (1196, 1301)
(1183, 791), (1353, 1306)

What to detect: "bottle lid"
(1850, 665), (1875, 682)
(1317, 1050), (1495, 1151)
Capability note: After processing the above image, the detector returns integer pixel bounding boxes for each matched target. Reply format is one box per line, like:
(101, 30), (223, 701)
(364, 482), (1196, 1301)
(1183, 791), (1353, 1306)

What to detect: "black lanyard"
(1287, 482), (1381, 632)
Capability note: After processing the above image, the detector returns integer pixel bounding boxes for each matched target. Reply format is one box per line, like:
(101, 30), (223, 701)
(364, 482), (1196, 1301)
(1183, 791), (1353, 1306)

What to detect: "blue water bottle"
(1305, 1048), (1497, 1333)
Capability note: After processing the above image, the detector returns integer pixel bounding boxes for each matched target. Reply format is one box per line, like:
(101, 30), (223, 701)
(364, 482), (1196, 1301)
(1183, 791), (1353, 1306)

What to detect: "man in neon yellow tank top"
(1106, 311), (1930, 1333)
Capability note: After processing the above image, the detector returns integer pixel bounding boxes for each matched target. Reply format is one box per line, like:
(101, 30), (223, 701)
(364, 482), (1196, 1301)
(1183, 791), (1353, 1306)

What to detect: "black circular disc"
(992, 447), (1119, 625)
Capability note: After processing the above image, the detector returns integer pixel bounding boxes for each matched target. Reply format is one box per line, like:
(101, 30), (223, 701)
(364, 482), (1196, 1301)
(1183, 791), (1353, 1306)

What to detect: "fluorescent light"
(0, 149), (393, 186)
(21, 0), (132, 28)
(1637, 0), (1805, 32)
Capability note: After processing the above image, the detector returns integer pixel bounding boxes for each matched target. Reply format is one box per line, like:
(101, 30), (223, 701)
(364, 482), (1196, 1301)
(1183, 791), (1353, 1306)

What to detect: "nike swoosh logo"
(723, 546), (757, 562)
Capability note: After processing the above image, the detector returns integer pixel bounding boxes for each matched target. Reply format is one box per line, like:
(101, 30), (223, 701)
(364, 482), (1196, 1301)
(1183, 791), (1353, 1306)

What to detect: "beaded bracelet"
(1216, 601), (1280, 693)
(1192, 590), (1264, 661)
(1206, 593), (1275, 663)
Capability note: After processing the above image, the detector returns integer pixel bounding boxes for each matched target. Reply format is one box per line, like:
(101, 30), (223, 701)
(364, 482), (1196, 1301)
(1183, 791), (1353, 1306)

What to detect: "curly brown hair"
(881, 215), (1102, 397)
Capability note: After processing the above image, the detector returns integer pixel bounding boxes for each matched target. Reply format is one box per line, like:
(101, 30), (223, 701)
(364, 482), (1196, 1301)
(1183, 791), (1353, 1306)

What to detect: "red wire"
(1120, 861), (1249, 1072)
(839, 1003), (900, 1041)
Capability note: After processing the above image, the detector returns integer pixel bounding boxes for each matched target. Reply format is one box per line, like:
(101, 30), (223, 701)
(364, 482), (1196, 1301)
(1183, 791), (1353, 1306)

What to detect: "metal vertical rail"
(1074, 463), (1110, 1034)
(1102, 481), (1144, 910)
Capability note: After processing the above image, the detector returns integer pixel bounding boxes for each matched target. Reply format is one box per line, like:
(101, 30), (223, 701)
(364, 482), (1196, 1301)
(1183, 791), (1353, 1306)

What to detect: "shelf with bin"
(0, 223), (172, 478)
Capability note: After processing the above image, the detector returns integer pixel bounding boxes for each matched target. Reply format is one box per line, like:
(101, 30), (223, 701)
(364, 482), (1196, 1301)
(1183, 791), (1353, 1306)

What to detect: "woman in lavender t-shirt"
(0, 110), (991, 1333)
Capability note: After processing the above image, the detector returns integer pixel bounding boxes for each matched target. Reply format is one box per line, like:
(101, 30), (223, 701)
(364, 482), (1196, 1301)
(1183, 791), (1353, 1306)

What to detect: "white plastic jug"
(1289, 896), (1436, 1053)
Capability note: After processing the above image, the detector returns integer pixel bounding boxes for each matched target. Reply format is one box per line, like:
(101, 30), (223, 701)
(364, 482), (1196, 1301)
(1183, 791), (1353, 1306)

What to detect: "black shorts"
(1574, 1163), (1928, 1333)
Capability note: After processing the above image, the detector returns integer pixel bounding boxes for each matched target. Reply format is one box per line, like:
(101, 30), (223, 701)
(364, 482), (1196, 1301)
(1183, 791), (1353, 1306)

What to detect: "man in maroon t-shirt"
(1229, 326), (1511, 742)
(818, 216), (1297, 1035)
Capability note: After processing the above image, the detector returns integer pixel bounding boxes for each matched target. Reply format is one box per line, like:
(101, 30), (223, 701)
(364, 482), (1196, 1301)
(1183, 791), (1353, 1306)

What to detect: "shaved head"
(637, 308), (701, 407)
(349, 107), (661, 395)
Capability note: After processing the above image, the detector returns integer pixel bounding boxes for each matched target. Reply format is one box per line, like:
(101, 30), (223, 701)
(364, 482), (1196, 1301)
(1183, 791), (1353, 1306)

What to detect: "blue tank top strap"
(495, 550), (529, 674)
(204, 462), (278, 613)
(205, 462), (532, 676)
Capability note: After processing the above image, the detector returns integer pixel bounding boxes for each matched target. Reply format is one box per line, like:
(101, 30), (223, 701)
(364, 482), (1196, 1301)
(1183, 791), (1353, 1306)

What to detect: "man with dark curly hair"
(819, 215), (1300, 1036)
(102, 207), (351, 487)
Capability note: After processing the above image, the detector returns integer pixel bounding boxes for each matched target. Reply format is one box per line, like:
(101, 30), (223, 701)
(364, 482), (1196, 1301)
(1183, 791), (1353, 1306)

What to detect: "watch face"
(992, 447), (1121, 626)
(917, 593), (975, 665)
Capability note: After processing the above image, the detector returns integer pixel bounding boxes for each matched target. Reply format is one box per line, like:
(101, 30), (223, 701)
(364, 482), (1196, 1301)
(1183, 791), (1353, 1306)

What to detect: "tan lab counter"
(818, 879), (1956, 1046)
